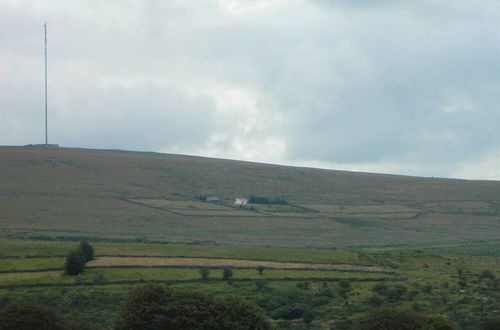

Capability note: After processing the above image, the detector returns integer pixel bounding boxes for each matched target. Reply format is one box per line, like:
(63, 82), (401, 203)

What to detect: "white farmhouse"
(234, 198), (248, 206)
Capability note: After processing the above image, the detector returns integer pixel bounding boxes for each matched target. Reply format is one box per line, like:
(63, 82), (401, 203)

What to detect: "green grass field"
(1, 239), (500, 329)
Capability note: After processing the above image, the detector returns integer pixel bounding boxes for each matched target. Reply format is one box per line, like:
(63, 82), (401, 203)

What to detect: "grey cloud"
(1, 0), (500, 179)
(51, 83), (216, 151)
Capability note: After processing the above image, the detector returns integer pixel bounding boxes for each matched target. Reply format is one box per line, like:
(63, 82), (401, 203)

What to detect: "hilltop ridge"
(1, 146), (499, 203)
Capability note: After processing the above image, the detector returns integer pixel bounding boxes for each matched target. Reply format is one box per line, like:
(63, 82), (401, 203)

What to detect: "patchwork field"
(0, 240), (398, 290)
(87, 256), (392, 273)
(1, 147), (500, 250)
(1, 239), (500, 329)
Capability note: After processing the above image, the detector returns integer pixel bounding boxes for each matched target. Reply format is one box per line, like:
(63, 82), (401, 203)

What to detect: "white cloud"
(217, 0), (291, 14)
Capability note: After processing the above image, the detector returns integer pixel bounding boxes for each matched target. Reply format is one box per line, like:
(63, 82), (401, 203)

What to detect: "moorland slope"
(1, 146), (500, 248)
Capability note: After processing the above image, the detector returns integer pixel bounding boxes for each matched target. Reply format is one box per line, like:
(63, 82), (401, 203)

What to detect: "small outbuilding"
(206, 196), (220, 202)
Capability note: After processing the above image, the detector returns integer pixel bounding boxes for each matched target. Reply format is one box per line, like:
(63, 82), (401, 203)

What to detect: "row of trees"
(248, 195), (288, 205)
(64, 241), (94, 276)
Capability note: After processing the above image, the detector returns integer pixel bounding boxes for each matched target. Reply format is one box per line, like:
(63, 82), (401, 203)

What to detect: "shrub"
(366, 294), (384, 307)
(257, 265), (265, 275)
(222, 268), (233, 281)
(199, 268), (210, 280)
(0, 301), (66, 330)
(480, 316), (500, 330)
(272, 304), (310, 320)
(78, 241), (94, 262)
(372, 283), (388, 295)
(480, 270), (496, 281)
(353, 308), (454, 330)
(338, 280), (352, 299)
(115, 283), (275, 330)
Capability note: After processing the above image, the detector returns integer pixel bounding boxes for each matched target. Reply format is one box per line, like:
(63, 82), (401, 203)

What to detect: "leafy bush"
(353, 308), (454, 330)
(272, 304), (311, 320)
(115, 283), (274, 330)
(371, 284), (407, 301)
(79, 241), (94, 262)
(0, 301), (66, 330)
(199, 267), (210, 280)
(480, 316), (500, 330)
(366, 294), (384, 307)
(258, 288), (330, 322)
(222, 268), (233, 280)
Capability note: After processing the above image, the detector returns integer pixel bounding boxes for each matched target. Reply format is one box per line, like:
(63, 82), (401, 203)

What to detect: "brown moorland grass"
(418, 201), (494, 213)
(2, 146), (500, 203)
(87, 257), (393, 273)
(130, 199), (232, 210)
(167, 209), (263, 217)
(1, 146), (500, 249)
(305, 204), (421, 213)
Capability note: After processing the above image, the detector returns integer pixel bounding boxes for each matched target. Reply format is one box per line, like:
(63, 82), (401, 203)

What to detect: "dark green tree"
(64, 250), (85, 275)
(115, 283), (275, 330)
(222, 268), (233, 281)
(78, 241), (94, 263)
(257, 265), (265, 275)
(0, 301), (66, 330)
(212, 296), (275, 330)
(199, 268), (210, 280)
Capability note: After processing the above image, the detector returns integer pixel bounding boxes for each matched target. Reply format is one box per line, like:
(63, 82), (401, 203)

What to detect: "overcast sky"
(1, 0), (500, 180)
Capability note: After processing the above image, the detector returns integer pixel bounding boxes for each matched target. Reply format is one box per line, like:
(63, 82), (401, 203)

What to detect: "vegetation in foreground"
(1, 240), (500, 329)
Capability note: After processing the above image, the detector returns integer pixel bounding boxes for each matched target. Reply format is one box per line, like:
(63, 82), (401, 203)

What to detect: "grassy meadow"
(1, 239), (500, 329)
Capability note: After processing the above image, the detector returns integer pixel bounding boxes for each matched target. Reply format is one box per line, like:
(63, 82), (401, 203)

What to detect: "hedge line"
(0, 276), (408, 290)
(0, 265), (394, 275)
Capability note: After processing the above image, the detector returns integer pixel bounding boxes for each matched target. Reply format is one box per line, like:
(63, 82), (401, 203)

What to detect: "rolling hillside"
(1, 146), (500, 248)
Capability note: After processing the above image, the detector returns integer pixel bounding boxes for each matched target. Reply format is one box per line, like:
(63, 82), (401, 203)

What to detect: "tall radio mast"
(44, 22), (48, 144)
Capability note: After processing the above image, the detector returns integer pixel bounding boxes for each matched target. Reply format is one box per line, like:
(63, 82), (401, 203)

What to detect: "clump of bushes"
(115, 283), (274, 329)
(257, 288), (333, 323)
(353, 307), (454, 330)
(64, 241), (94, 276)
(0, 301), (100, 330)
